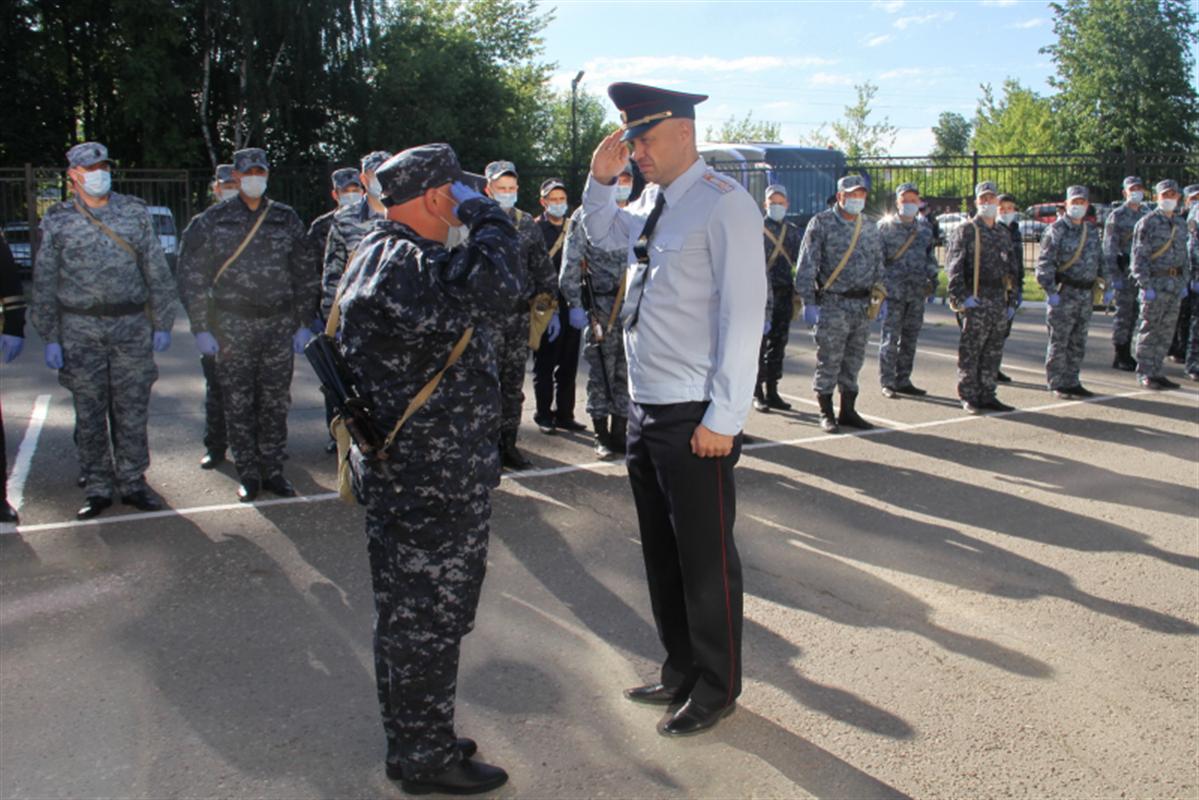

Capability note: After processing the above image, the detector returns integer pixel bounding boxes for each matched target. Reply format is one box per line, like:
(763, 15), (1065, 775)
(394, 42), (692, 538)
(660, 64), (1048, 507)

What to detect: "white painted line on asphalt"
(7, 388), (1186, 536)
(5, 394), (51, 516)
(777, 392), (905, 429)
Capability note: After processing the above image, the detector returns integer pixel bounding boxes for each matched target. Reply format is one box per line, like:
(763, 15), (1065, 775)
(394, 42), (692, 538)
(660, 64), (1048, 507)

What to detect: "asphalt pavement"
(1, 303), (1196, 799)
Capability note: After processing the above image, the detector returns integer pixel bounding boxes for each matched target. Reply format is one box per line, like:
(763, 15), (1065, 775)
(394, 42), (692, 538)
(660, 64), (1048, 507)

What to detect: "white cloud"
(1010, 17), (1048, 28)
(872, 0), (906, 12)
(866, 33), (893, 47)
(809, 72), (855, 86)
(894, 11), (956, 29)
(878, 67), (922, 80)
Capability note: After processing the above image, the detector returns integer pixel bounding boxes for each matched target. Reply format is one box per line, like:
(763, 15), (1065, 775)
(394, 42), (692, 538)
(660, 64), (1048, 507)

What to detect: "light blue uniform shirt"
(580, 157), (766, 435)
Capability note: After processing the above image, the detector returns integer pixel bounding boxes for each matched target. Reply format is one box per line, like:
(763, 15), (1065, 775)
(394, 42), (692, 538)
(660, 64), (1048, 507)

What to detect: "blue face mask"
(546, 202), (567, 218)
(615, 184), (633, 202)
(899, 202), (919, 218)
(842, 197), (865, 216)
(766, 204), (787, 222)
(493, 191), (517, 210)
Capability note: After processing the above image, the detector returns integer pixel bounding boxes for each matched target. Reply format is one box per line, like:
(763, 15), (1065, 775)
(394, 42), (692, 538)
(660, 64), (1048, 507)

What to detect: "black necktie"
(627, 192), (667, 331)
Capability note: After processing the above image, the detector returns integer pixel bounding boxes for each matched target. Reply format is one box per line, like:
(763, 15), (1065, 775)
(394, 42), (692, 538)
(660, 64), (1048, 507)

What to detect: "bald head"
(629, 118), (698, 187)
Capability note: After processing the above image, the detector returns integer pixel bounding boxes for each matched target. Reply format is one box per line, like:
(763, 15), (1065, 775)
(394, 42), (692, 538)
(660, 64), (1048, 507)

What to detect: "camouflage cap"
(764, 183), (787, 200)
(331, 167), (362, 191)
(360, 150), (392, 175)
(837, 174), (869, 193)
(376, 143), (465, 206)
(67, 142), (110, 168)
(975, 180), (999, 198)
(233, 148), (269, 172)
(1066, 185), (1089, 201)
(539, 178), (566, 197)
(895, 182), (919, 197)
(1154, 178), (1180, 195)
(485, 160), (518, 181)
(1122, 176), (1144, 190)
(214, 164), (235, 183)
(1184, 184), (1199, 198)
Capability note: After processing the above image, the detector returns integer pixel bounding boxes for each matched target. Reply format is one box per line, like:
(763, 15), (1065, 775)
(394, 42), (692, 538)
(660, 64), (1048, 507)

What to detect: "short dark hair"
(997, 193), (1017, 205)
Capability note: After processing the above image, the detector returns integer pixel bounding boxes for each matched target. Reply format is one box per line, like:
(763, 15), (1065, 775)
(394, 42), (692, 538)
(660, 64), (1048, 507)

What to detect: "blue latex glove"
(0, 334), (22, 363)
(195, 332), (219, 356)
(803, 305), (820, 327)
(1103, 289), (1115, 305)
(963, 296), (980, 309)
(568, 307), (588, 330)
(450, 181), (484, 205)
(1191, 279), (1199, 294)
(1006, 306), (1016, 321)
(546, 312), (561, 343)
(308, 317), (324, 334)
(1141, 287), (1156, 302)
(1047, 293), (1061, 307)
(1111, 276), (1124, 290)
(763, 319), (771, 335)
(152, 330), (171, 352)
(876, 300), (888, 322)
(1180, 284), (1190, 299)
(44, 342), (63, 370)
(293, 326), (315, 354)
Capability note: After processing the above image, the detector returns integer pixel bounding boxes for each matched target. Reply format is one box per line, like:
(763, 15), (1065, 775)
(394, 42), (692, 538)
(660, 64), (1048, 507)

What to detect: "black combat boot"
(1112, 341), (1137, 371)
(499, 431), (532, 470)
(610, 415), (628, 454)
(817, 393), (839, 433)
(752, 382), (769, 412)
(765, 382), (792, 411)
(837, 390), (874, 430)
(592, 416), (614, 460)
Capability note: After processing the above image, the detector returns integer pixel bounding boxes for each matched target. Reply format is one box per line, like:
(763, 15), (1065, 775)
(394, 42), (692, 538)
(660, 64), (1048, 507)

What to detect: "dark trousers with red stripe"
(626, 400), (743, 710)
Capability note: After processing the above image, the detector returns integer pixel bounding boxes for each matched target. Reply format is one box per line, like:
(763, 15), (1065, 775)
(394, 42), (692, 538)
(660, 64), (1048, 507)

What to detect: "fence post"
(971, 150), (979, 191)
(24, 162), (38, 265)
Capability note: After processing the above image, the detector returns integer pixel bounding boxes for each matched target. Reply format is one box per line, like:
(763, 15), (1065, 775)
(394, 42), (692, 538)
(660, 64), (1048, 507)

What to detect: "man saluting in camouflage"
(177, 147), (320, 501)
(31, 142), (177, 520)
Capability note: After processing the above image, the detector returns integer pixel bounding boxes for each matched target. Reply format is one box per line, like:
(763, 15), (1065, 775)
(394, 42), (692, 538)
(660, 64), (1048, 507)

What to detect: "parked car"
(1016, 216), (1049, 242)
(936, 212), (969, 243)
(2, 222), (32, 279)
(147, 206), (179, 273)
(1026, 202), (1099, 225)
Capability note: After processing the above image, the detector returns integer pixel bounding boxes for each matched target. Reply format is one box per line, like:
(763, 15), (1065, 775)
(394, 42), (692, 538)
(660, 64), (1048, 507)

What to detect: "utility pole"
(571, 70), (585, 197)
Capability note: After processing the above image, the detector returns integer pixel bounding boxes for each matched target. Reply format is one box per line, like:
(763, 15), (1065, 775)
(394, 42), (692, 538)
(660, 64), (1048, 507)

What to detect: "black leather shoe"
(199, 450), (225, 470)
(262, 474), (296, 497)
(555, 417), (587, 432)
(895, 383), (927, 396)
(1071, 384), (1095, 398)
(962, 400), (982, 415)
(386, 739), (478, 780)
(658, 699), (736, 737)
(1138, 376), (1165, 390)
(880, 385), (897, 399)
(624, 683), (687, 706)
(0, 502), (18, 524)
(995, 370), (1012, 383)
(1052, 387), (1078, 399)
(981, 397), (1015, 412)
(324, 440), (337, 455)
(76, 496), (113, 520)
(1158, 376), (1180, 389)
(76, 475), (86, 488)
(237, 479), (261, 503)
(121, 489), (163, 511)
(533, 416), (556, 434)
(399, 758), (508, 795)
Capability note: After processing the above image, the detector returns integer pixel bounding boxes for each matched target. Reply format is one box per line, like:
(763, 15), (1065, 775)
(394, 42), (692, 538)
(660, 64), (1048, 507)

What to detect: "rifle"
(303, 335), (387, 458)
(580, 259), (614, 406)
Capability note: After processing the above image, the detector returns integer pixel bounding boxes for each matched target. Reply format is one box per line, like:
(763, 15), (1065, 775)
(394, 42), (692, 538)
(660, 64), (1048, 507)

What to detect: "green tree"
(930, 112), (972, 159)
(970, 80), (1056, 155)
(536, 88), (613, 195)
(1042, 0), (1199, 154)
(803, 82), (897, 160)
(704, 112), (781, 143)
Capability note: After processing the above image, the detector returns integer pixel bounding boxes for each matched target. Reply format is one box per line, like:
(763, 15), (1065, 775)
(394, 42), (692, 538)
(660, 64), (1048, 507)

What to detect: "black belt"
(1055, 274), (1095, 290)
(59, 302), (144, 317)
(824, 288), (871, 300)
(213, 298), (291, 319)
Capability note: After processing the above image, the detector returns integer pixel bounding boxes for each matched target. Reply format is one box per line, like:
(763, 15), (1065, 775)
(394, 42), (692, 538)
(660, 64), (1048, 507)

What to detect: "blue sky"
(540, 0), (1066, 155)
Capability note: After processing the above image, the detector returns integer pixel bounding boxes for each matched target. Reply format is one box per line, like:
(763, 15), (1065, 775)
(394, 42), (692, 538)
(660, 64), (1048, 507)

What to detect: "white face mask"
(445, 223), (469, 249)
(81, 170), (111, 197)
(977, 203), (998, 219)
(615, 184), (633, 202)
(240, 175), (267, 199)
(546, 202), (567, 218)
(842, 197), (865, 216)
(367, 177), (382, 199)
(999, 211), (1019, 225)
(899, 202), (919, 218)
(218, 188), (239, 202)
(1158, 197), (1178, 213)
(766, 204), (787, 222)
(1066, 204), (1087, 220)
(493, 191), (518, 210)
(1126, 190), (1143, 204)
(338, 191), (362, 208)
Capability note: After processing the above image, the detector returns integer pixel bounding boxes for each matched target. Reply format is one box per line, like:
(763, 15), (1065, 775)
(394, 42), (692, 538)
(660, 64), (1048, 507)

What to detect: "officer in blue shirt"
(581, 82), (766, 738)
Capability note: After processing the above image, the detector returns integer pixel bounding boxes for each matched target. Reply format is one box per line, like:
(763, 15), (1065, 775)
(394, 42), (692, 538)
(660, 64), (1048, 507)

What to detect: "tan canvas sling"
(763, 223), (795, 271)
(1057, 223), (1088, 273)
(213, 200), (273, 285)
(1149, 223), (1176, 261)
(818, 213), (864, 292)
(74, 199), (154, 316)
(887, 224), (920, 265)
(549, 225), (567, 259)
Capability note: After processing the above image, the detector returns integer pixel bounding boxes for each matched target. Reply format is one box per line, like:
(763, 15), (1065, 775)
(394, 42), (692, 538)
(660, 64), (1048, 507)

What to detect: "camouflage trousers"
(1134, 289), (1183, 380)
(495, 309), (530, 436)
(757, 286), (794, 385)
(956, 295), (1008, 403)
(212, 311), (294, 481)
(1044, 286), (1094, 390)
(1171, 294), (1191, 361)
(583, 293), (630, 418)
(1111, 266), (1139, 346)
(58, 312), (157, 498)
(812, 293), (870, 394)
(1187, 293), (1199, 374)
(878, 290), (926, 388)
(366, 490), (491, 781)
(200, 354), (227, 453)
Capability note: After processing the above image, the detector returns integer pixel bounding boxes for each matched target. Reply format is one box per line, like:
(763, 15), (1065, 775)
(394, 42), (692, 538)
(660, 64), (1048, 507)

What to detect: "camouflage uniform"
(758, 216), (801, 385)
(495, 207), (556, 437)
(32, 182), (176, 500)
(1036, 212), (1105, 391)
(177, 156), (319, 484)
(196, 164), (235, 459)
(795, 208), (884, 395)
(1103, 200), (1148, 353)
(559, 206), (629, 418)
(334, 145), (523, 781)
(1130, 198), (1191, 382)
(1187, 202), (1199, 377)
(946, 216), (1016, 405)
(876, 214), (938, 389)
(321, 196), (384, 320)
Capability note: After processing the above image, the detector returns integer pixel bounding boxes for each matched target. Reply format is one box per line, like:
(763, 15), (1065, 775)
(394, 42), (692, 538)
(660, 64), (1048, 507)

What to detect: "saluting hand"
(691, 424), (734, 458)
(591, 128), (629, 184)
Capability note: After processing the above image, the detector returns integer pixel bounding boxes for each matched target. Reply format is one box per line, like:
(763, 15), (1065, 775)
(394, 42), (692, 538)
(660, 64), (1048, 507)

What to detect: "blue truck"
(698, 143), (849, 229)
